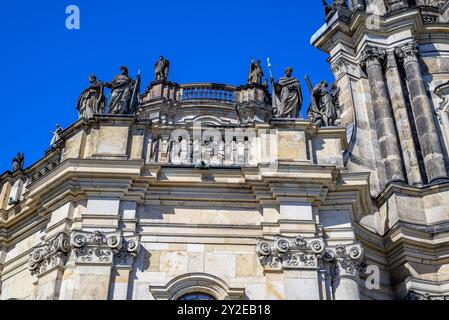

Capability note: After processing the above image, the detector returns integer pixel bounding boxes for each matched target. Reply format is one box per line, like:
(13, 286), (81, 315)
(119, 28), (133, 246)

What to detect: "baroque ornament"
(395, 41), (420, 64)
(235, 101), (267, 125)
(70, 230), (140, 265)
(28, 233), (71, 276)
(256, 236), (326, 270)
(256, 235), (365, 275)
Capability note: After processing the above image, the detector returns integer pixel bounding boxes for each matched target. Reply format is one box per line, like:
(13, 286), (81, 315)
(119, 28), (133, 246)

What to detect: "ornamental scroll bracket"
(256, 235), (365, 275)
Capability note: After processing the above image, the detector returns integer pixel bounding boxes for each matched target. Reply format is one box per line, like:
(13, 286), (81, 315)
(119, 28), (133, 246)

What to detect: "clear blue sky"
(1, 0), (332, 172)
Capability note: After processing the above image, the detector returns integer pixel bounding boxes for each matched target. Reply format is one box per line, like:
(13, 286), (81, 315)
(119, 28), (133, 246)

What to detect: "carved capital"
(28, 233), (71, 277)
(256, 235), (326, 271)
(360, 46), (386, 69)
(71, 230), (140, 266)
(256, 237), (366, 277)
(396, 41), (420, 65)
(331, 243), (366, 276)
(330, 57), (351, 79)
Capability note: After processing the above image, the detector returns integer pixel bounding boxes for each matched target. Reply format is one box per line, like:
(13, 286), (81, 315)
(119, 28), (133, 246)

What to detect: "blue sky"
(1, 0), (332, 172)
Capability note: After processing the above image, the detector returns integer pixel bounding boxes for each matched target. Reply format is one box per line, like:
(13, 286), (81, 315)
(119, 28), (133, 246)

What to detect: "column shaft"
(385, 52), (423, 186)
(397, 42), (448, 183)
(362, 46), (405, 183)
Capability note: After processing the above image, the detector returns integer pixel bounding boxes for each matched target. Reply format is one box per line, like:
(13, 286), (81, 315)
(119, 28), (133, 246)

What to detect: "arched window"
(178, 293), (216, 301)
(149, 273), (245, 300)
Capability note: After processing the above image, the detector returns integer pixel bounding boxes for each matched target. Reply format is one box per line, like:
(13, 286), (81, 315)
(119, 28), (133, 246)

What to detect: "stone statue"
(270, 67), (303, 119)
(77, 74), (107, 119)
(50, 124), (63, 147)
(12, 153), (24, 172)
(248, 59), (264, 85)
(306, 76), (341, 127)
(322, 0), (348, 21)
(154, 56), (170, 81)
(105, 66), (135, 115)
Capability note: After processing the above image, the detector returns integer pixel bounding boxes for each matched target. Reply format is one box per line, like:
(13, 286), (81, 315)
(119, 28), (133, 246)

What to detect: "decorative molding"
(28, 233), (71, 277)
(406, 290), (449, 301)
(256, 235), (365, 276)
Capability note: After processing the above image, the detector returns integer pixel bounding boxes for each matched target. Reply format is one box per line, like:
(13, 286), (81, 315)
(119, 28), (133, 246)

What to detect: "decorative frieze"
(28, 233), (71, 277)
(256, 235), (365, 274)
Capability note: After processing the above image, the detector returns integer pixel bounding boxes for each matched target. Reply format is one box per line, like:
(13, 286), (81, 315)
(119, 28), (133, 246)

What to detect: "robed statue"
(269, 66), (303, 119)
(306, 76), (340, 127)
(77, 74), (106, 119)
(154, 56), (170, 81)
(248, 59), (264, 85)
(12, 152), (24, 172)
(105, 66), (136, 115)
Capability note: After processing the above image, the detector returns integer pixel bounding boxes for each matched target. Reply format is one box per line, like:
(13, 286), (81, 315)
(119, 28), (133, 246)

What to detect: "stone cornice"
(375, 180), (449, 207)
(312, 8), (448, 55)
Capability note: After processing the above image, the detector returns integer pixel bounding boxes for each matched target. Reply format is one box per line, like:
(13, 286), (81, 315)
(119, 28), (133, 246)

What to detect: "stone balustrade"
(179, 84), (236, 103)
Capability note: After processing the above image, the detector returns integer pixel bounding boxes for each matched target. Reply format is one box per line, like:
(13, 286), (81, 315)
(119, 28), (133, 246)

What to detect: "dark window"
(178, 293), (216, 301)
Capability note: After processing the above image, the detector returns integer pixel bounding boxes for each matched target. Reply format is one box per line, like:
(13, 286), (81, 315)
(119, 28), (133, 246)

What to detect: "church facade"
(1, 0), (449, 300)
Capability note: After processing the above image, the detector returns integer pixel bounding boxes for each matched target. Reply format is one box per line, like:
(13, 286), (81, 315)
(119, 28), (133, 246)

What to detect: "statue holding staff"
(267, 58), (303, 119)
(105, 66), (135, 115)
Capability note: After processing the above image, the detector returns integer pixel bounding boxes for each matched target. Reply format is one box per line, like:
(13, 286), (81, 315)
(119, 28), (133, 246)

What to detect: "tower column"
(361, 46), (405, 183)
(396, 41), (449, 183)
(385, 51), (423, 186)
